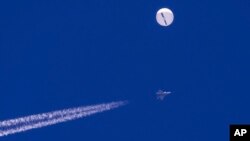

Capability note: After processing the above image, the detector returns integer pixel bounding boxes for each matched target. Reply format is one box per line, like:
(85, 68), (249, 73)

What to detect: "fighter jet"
(156, 90), (171, 100)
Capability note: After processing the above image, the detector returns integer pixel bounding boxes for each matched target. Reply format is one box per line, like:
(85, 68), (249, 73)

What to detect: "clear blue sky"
(0, 0), (250, 140)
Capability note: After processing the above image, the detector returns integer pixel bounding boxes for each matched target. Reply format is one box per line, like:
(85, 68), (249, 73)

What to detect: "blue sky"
(0, 0), (250, 140)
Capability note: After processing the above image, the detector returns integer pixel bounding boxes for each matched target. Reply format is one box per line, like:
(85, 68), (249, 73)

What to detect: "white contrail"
(0, 101), (128, 137)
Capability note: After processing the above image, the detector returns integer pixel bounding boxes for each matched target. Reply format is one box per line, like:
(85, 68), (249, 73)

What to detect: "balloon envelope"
(156, 8), (174, 27)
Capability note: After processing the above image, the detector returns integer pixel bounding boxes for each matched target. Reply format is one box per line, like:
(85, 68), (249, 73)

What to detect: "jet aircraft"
(156, 90), (171, 100)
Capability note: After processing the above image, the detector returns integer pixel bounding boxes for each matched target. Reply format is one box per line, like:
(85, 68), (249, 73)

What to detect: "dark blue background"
(1, 0), (250, 140)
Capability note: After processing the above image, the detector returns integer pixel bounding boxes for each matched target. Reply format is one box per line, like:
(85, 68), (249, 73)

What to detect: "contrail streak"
(0, 101), (128, 137)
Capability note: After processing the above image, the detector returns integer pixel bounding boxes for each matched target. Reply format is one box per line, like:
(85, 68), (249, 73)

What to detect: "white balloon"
(156, 8), (174, 27)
